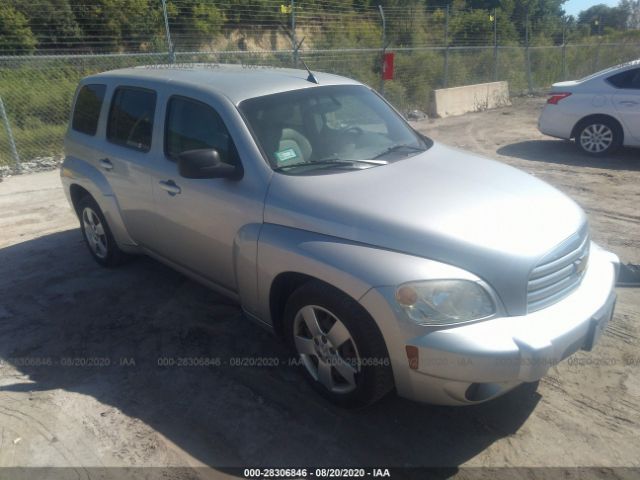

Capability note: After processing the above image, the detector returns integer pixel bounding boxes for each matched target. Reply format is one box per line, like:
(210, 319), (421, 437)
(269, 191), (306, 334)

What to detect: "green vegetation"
(0, 0), (638, 165)
(0, 6), (36, 54)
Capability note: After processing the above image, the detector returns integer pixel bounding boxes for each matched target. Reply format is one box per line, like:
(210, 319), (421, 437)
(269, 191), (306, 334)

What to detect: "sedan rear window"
(71, 84), (106, 136)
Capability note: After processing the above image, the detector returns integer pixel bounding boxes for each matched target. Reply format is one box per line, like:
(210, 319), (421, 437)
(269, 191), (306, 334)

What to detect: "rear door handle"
(159, 179), (181, 196)
(619, 100), (639, 106)
(99, 158), (113, 170)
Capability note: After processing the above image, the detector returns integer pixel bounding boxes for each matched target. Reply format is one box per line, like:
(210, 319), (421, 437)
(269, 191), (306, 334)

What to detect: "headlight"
(395, 280), (495, 325)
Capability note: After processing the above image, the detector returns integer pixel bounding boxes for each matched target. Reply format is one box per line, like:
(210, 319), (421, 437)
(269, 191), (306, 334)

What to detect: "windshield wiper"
(316, 156), (388, 165)
(372, 144), (427, 159)
(274, 158), (386, 172)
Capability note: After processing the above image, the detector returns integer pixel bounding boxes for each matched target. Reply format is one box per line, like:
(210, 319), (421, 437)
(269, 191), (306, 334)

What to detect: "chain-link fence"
(1, 0), (639, 167)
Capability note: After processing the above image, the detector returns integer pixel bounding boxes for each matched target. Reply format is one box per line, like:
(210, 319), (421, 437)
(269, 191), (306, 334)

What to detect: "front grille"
(527, 230), (590, 313)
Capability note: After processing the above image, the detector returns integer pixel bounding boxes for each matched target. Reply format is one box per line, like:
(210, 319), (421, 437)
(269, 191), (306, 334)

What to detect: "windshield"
(238, 85), (431, 174)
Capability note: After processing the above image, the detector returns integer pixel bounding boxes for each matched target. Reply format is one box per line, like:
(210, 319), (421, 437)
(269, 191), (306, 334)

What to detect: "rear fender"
(61, 156), (137, 250)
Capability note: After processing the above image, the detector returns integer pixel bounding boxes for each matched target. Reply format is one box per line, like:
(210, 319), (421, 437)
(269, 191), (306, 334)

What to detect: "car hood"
(264, 142), (586, 314)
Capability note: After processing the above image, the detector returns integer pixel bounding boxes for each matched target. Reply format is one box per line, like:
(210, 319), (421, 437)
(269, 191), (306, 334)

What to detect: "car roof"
(582, 58), (640, 82)
(84, 63), (362, 104)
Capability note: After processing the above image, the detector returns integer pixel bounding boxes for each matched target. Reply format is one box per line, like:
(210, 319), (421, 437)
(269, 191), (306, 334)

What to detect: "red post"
(382, 52), (394, 81)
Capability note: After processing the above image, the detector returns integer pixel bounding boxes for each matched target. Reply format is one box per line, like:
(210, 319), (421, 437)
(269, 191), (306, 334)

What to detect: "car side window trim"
(163, 94), (241, 166)
(106, 85), (157, 153)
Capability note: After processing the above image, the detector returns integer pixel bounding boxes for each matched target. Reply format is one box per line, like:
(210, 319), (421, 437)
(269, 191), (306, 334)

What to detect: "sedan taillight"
(547, 92), (572, 105)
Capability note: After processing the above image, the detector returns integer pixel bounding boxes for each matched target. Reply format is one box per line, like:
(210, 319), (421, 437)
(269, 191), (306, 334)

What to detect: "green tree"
(0, 6), (37, 54)
(9, 0), (82, 51)
(578, 3), (631, 33)
(621, 0), (640, 28)
(449, 8), (518, 45)
(74, 0), (162, 52)
(167, 0), (225, 50)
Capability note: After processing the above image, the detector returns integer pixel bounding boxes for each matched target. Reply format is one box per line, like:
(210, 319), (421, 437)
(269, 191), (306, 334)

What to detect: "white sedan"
(538, 59), (640, 156)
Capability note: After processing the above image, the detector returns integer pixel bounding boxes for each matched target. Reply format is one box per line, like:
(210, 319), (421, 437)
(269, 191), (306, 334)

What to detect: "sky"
(563, 0), (620, 16)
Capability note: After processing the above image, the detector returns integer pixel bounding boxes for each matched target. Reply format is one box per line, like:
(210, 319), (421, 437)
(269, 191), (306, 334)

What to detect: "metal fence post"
(525, 10), (533, 94)
(493, 8), (498, 81)
(562, 19), (567, 80)
(595, 38), (601, 71)
(378, 5), (386, 96)
(291, 0), (297, 67)
(0, 96), (21, 169)
(443, 5), (449, 88)
(160, 0), (175, 63)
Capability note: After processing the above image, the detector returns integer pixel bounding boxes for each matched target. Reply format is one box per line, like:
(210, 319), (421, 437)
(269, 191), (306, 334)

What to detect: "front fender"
(254, 224), (482, 326)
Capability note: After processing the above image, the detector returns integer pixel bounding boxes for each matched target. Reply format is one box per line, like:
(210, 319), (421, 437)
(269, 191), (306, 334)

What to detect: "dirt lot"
(0, 96), (638, 477)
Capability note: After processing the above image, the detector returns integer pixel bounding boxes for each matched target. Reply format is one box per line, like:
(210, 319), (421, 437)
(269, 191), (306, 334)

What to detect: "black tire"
(283, 281), (394, 408)
(76, 195), (127, 267)
(574, 117), (622, 157)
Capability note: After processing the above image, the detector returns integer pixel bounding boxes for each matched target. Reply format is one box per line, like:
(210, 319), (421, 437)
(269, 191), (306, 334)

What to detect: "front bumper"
(359, 244), (618, 405)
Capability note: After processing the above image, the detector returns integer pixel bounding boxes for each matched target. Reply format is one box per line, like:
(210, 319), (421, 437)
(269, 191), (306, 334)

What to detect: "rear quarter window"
(607, 68), (640, 89)
(107, 87), (157, 152)
(71, 84), (106, 136)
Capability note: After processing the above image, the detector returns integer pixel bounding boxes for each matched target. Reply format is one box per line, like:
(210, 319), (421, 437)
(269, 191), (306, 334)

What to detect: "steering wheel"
(341, 125), (364, 136)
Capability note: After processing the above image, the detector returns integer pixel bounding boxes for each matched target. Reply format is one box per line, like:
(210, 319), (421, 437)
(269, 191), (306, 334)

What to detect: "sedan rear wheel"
(576, 118), (621, 156)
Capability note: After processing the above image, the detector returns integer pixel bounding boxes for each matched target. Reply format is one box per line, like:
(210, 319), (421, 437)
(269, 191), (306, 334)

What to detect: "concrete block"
(432, 81), (511, 118)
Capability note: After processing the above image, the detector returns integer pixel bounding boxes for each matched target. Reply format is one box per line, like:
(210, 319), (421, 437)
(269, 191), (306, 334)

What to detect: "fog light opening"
(465, 382), (504, 402)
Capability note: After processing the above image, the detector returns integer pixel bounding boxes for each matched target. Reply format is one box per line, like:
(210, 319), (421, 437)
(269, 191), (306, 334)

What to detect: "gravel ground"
(0, 156), (63, 180)
(0, 96), (638, 478)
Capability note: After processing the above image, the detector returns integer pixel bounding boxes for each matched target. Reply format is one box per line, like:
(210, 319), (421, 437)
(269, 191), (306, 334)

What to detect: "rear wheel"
(284, 281), (394, 408)
(575, 118), (621, 156)
(77, 195), (127, 267)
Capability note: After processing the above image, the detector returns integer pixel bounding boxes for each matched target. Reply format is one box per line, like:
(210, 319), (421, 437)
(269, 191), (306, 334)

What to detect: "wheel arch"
(256, 226), (384, 335)
(269, 272), (350, 336)
(62, 156), (138, 250)
(255, 224), (481, 337)
(571, 113), (624, 142)
(69, 184), (92, 216)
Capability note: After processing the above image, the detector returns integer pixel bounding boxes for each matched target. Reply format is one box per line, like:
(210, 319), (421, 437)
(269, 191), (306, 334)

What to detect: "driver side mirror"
(178, 149), (242, 180)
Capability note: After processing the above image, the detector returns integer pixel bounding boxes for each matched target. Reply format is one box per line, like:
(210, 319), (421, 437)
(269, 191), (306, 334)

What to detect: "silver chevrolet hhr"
(61, 64), (618, 407)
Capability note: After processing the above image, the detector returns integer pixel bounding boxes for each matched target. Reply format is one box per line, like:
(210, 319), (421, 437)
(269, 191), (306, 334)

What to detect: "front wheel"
(284, 281), (394, 408)
(575, 118), (621, 156)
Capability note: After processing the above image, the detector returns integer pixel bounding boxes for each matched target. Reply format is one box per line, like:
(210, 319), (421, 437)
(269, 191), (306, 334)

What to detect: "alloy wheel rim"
(293, 305), (361, 394)
(82, 207), (108, 259)
(580, 124), (613, 153)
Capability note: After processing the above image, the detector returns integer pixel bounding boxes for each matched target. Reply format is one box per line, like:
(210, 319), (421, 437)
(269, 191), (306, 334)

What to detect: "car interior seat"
(254, 104), (313, 166)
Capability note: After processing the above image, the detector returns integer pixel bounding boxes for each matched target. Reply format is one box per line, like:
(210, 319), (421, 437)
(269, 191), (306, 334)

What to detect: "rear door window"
(107, 87), (157, 152)
(71, 84), (106, 136)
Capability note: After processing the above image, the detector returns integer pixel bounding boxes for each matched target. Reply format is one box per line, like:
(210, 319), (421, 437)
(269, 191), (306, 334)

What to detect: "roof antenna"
(294, 37), (318, 84)
(301, 57), (319, 84)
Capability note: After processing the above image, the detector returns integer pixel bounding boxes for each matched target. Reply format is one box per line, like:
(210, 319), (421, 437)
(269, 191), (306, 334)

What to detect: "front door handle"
(99, 158), (113, 171)
(159, 179), (181, 196)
